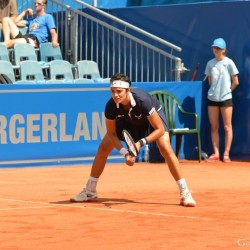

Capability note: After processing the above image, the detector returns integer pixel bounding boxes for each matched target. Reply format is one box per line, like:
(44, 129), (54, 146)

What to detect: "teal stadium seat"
(19, 60), (46, 83)
(14, 43), (37, 66)
(0, 61), (16, 82)
(77, 60), (101, 80)
(0, 43), (10, 61)
(39, 43), (63, 62)
(47, 60), (74, 83)
(74, 78), (93, 83)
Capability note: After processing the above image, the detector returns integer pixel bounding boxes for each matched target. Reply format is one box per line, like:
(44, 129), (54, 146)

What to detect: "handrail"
(17, 0), (186, 81)
(72, 0), (182, 52)
(73, 8), (180, 61)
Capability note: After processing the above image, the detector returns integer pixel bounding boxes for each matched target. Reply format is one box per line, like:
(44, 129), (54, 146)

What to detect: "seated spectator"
(1, 0), (59, 48)
(0, 0), (18, 42)
(0, 0), (18, 29)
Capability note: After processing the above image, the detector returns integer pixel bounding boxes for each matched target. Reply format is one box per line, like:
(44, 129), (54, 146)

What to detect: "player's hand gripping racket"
(122, 130), (138, 157)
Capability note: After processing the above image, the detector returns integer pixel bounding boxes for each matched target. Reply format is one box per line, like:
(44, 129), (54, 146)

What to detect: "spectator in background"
(204, 38), (239, 163)
(0, 0), (18, 41)
(0, 0), (18, 29)
(1, 0), (59, 48)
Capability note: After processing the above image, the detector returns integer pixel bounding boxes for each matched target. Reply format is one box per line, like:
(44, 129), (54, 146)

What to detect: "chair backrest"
(0, 43), (10, 61)
(77, 60), (101, 79)
(74, 78), (93, 83)
(14, 43), (37, 66)
(46, 79), (72, 84)
(20, 60), (45, 82)
(0, 61), (16, 82)
(0, 29), (3, 42)
(150, 90), (182, 130)
(102, 78), (111, 83)
(40, 43), (63, 62)
(49, 60), (73, 81)
(18, 26), (28, 35)
(14, 80), (37, 84)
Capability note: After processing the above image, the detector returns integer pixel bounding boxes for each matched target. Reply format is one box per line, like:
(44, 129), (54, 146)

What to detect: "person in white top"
(204, 38), (239, 163)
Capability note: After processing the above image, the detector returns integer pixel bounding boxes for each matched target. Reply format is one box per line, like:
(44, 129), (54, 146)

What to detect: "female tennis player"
(70, 73), (196, 207)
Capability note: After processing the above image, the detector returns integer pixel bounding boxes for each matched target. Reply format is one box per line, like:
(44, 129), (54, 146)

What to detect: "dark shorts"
(116, 108), (169, 142)
(15, 31), (39, 48)
(207, 98), (233, 107)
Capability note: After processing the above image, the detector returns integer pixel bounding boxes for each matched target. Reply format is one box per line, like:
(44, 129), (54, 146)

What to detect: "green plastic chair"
(150, 90), (201, 162)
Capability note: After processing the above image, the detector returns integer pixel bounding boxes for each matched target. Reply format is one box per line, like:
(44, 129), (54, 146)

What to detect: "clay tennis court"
(0, 160), (249, 250)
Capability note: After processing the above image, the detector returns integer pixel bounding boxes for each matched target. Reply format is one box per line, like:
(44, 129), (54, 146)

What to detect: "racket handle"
(144, 145), (150, 162)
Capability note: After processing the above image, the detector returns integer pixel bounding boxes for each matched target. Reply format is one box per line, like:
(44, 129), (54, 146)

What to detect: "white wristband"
(139, 138), (147, 147)
(120, 147), (129, 157)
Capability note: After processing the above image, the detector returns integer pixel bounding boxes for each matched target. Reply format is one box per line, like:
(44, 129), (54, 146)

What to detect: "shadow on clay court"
(50, 197), (179, 207)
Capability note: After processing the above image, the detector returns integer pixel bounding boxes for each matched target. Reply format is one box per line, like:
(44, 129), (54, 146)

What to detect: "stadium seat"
(39, 43), (63, 62)
(13, 80), (37, 84)
(0, 61), (16, 82)
(77, 60), (101, 80)
(19, 60), (46, 83)
(14, 43), (37, 66)
(150, 90), (202, 162)
(102, 78), (111, 83)
(0, 43), (10, 61)
(0, 28), (2, 42)
(74, 78), (93, 83)
(18, 26), (28, 35)
(48, 60), (74, 82)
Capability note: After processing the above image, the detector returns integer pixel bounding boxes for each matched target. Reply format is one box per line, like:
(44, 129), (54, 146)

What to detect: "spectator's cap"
(211, 38), (226, 49)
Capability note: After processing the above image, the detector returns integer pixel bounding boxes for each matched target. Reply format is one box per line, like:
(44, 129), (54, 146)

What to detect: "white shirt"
(205, 57), (239, 101)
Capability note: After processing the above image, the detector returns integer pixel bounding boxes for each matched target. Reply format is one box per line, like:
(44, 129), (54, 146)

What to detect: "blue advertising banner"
(0, 82), (203, 167)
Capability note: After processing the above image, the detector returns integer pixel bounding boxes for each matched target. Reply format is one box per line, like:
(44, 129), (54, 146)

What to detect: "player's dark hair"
(110, 73), (131, 87)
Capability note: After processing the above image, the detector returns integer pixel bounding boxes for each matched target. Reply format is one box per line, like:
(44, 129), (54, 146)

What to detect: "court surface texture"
(0, 160), (249, 250)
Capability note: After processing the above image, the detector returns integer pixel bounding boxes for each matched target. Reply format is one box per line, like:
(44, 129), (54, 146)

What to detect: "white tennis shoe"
(180, 190), (196, 207)
(70, 188), (98, 202)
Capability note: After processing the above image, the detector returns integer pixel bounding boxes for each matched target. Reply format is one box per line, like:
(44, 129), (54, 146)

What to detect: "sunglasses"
(34, 2), (44, 6)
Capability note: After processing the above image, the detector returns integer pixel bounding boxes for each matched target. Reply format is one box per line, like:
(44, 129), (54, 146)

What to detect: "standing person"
(70, 73), (196, 207)
(204, 38), (239, 163)
(0, 0), (18, 29)
(1, 0), (59, 48)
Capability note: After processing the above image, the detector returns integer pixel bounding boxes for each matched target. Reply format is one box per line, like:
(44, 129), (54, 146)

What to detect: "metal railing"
(19, 0), (186, 81)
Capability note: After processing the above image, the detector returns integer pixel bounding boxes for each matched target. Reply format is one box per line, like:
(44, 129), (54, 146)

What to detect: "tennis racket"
(122, 129), (138, 157)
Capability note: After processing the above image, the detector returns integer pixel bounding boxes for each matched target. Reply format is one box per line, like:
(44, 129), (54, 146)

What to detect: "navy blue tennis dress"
(105, 88), (169, 141)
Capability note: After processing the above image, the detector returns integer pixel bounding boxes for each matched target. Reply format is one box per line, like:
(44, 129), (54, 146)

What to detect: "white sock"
(86, 176), (98, 192)
(177, 178), (189, 192)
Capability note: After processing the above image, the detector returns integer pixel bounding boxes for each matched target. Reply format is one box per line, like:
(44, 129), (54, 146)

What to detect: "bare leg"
(70, 134), (115, 202)
(2, 37), (27, 48)
(220, 106), (233, 156)
(208, 106), (220, 156)
(157, 132), (182, 181)
(90, 133), (115, 178)
(2, 17), (20, 42)
(157, 132), (196, 206)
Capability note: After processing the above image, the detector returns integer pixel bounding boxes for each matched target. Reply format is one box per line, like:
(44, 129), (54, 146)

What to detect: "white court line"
(1, 198), (250, 225)
(0, 205), (56, 211)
